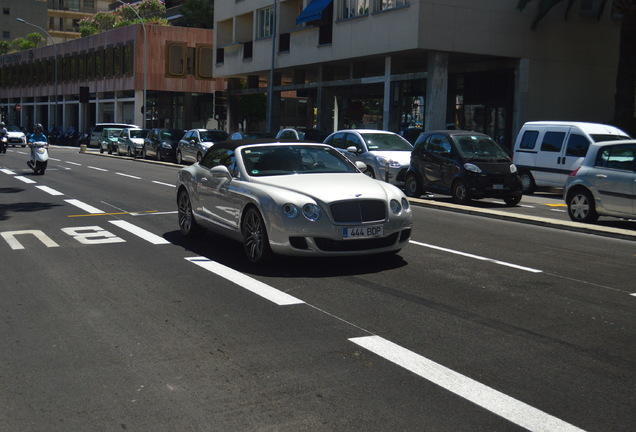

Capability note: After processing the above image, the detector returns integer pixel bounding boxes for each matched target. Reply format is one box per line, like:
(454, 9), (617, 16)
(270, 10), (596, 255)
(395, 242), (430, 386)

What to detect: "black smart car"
(404, 131), (522, 206)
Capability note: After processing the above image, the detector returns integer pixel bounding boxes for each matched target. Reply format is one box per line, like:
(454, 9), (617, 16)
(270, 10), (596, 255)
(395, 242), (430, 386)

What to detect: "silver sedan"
(176, 140), (413, 263)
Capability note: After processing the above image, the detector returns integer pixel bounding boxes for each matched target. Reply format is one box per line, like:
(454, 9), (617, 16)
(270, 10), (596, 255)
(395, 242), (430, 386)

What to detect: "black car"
(404, 131), (522, 206)
(142, 128), (185, 161)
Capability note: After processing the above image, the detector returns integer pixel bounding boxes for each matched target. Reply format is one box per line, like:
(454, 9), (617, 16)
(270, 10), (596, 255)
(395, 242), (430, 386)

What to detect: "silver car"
(323, 129), (413, 186)
(176, 141), (413, 263)
(176, 129), (229, 164)
(564, 140), (636, 223)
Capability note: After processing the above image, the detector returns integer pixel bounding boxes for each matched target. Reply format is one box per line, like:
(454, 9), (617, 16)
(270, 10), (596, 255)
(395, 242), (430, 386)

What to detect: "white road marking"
(116, 172), (141, 179)
(0, 168), (16, 175)
(88, 166), (108, 172)
(185, 257), (305, 306)
(152, 180), (175, 187)
(14, 176), (37, 184)
(65, 161), (81, 166)
(1, 230), (60, 250)
(131, 211), (177, 216)
(410, 240), (543, 273)
(350, 335), (585, 432)
(109, 220), (170, 244)
(36, 185), (64, 196)
(64, 199), (105, 214)
(49, 158), (61, 161)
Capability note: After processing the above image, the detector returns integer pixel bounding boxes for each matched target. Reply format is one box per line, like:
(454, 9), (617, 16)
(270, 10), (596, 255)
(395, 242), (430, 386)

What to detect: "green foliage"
(181, 0), (215, 29)
(26, 32), (45, 46)
(0, 41), (12, 55)
(79, 0), (167, 37)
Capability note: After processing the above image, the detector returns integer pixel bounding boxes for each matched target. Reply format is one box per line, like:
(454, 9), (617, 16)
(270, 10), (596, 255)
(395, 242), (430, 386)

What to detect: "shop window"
(166, 42), (186, 76)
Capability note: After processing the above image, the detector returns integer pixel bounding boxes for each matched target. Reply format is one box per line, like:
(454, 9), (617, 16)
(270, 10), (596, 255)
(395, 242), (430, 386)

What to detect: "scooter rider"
(0, 122), (8, 153)
(28, 124), (48, 157)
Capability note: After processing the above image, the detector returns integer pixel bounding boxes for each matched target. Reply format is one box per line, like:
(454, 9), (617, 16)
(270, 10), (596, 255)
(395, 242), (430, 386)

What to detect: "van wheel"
(451, 179), (471, 205)
(567, 189), (598, 223)
(404, 173), (422, 198)
(520, 172), (536, 194)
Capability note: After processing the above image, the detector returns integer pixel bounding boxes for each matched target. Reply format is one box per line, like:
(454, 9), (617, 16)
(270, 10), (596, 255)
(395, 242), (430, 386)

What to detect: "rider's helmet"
(0, 122), (5, 128)
(35, 123), (43, 132)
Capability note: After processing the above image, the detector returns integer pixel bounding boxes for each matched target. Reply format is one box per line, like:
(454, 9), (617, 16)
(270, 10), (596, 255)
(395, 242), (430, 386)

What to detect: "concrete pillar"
(425, 51), (448, 131)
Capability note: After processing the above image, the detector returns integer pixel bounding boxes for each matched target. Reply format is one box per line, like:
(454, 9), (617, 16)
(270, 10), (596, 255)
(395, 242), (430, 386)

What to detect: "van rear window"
(519, 130), (538, 149)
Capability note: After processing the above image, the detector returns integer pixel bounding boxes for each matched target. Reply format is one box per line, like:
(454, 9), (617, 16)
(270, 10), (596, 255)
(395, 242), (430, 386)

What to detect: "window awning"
(296, 0), (333, 25)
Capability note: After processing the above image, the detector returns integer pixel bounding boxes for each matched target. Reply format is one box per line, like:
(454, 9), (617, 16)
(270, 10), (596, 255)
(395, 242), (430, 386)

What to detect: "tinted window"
(345, 134), (363, 151)
(565, 134), (590, 157)
(426, 135), (452, 155)
(328, 133), (346, 149)
(201, 147), (237, 173)
(540, 132), (565, 152)
(360, 133), (413, 151)
(595, 145), (636, 171)
(200, 130), (229, 142)
(519, 130), (539, 150)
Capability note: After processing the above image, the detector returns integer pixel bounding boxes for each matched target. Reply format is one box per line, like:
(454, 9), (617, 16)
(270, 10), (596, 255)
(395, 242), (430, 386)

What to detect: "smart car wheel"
(241, 207), (272, 264)
(404, 173), (422, 198)
(504, 195), (522, 206)
(177, 150), (184, 164)
(567, 189), (598, 223)
(451, 179), (471, 205)
(142, 147), (148, 159)
(520, 172), (536, 195)
(177, 190), (202, 237)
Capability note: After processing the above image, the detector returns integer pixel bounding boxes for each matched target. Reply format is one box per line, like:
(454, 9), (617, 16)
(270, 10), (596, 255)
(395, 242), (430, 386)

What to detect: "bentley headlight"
(464, 163), (482, 173)
(510, 163), (518, 174)
(390, 199), (402, 215)
(401, 197), (410, 211)
(282, 203), (299, 218)
(302, 203), (321, 221)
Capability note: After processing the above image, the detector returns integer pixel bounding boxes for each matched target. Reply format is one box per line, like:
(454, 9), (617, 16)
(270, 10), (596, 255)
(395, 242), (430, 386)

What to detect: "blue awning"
(296, 0), (333, 25)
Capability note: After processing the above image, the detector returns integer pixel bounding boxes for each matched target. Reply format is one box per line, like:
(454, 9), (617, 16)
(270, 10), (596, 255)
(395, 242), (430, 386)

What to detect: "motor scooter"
(0, 136), (7, 153)
(27, 141), (49, 174)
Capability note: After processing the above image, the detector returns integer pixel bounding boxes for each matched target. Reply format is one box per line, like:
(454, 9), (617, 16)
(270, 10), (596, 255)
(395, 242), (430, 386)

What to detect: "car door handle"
(595, 174), (607, 178)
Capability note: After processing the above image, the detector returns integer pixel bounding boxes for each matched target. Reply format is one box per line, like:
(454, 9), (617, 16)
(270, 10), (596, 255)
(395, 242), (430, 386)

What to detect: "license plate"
(343, 225), (384, 239)
(493, 184), (504, 190)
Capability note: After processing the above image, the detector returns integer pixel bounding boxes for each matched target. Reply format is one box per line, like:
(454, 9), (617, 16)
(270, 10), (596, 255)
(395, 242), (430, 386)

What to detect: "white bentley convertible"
(176, 140), (413, 263)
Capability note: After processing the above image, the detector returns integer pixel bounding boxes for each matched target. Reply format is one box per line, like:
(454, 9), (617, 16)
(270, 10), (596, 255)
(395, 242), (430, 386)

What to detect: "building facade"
(214, 0), (622, 148)
(0, 24), (224, 134)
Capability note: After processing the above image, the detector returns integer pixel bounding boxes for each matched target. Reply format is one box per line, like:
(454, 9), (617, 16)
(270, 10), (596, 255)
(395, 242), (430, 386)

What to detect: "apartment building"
(214, 0), (621, 147)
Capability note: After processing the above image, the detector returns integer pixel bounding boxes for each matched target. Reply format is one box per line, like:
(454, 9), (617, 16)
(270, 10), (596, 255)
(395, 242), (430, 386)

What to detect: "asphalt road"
(1, 146), (634, 431)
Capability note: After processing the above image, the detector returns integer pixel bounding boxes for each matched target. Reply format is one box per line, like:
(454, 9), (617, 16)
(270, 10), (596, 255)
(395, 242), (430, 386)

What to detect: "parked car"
(117, 128), (149, 157)
(512, 121), (630, 194)
(229, 131), (275, 140)
(89, 123), (139, 148)
(405, 130), (523, 206)
(564, 140), (636, 223)
(98, 128), (123, 154)
(276, 128), (329, 143)
(176, 139), (413, 263)
(142, 128), (185, 161)
(6, 126), (26, 147)
(177, 129), (229, 163)
(323, 129), (413, 186)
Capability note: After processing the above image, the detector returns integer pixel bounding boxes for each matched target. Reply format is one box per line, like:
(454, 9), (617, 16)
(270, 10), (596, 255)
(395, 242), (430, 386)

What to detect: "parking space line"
(350, 335), (585, 432)
(185, 257), (305, 306)
(410, 240), (543, 273)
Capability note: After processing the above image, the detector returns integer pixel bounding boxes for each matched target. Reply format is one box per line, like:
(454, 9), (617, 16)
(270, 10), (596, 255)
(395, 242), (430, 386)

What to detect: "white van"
(512, 121), (630, 193)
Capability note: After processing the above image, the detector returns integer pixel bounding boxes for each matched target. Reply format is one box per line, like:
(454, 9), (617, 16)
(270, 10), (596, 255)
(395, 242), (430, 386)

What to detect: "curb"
(408, 197), (636, 242)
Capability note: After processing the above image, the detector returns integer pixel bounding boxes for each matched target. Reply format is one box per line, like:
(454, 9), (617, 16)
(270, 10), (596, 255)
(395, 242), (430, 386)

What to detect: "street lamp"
(16, 18), (58, 129)
(117, 0), (146, 128)
(266, 0), (278, 134)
